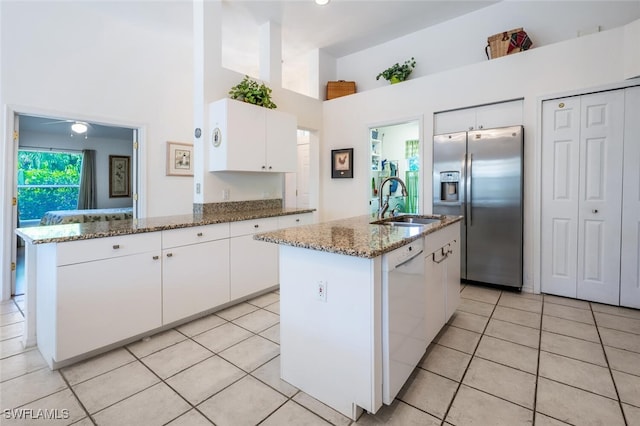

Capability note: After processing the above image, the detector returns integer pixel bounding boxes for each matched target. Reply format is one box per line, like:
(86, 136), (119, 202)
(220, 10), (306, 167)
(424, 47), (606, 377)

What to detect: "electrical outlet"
(222, 188), (230, 200)
(316, 281), (327, 302)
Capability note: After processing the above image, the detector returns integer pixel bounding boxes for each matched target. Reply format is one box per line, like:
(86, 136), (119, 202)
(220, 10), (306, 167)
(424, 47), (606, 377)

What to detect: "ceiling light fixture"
(315, 0), (330, 5)
(71, 122), (88, 134)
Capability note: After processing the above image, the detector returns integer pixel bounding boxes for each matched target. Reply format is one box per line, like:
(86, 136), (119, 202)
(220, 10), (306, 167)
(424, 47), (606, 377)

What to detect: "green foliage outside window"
(17, 151), (83, 221)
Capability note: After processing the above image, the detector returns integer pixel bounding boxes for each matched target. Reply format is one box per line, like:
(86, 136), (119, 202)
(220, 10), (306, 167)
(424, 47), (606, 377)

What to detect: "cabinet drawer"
(230, 217), (280, 237)
(425, 222), (460, 254)
(162, 223), (229, 248)
(57, 232), (161, 266)
(278, 213), (312, 229)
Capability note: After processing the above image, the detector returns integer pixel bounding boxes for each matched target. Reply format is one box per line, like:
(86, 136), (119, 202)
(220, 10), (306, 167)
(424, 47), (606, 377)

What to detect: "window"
(17, 150), (83, 221)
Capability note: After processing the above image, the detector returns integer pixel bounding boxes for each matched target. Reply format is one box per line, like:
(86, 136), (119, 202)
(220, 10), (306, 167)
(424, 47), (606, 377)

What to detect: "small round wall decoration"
(194, 128), (202, 138)
(212, 128), (222, 147)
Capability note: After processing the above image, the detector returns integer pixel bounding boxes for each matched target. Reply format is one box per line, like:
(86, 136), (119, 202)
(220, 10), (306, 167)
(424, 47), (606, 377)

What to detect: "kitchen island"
(254, 214), (462, 420)
(15, 200), (314, 369)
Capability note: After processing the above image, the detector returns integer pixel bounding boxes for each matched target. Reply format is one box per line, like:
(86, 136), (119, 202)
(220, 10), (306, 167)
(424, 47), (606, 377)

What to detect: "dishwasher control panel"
(382, 238), (424, 271)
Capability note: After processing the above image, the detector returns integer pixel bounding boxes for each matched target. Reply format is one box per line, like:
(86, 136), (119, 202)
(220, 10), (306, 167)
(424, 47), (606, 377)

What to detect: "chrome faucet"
(377, 176), (408, 219)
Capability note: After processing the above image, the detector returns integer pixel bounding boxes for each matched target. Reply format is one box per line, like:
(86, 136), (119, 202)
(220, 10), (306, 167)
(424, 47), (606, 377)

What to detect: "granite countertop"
(16, 207), (315, 245)
(254, 214), (462, 259)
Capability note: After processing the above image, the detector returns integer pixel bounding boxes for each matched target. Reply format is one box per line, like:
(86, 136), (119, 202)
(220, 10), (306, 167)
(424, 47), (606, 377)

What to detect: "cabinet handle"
(592, 209), (599, 214)
(468, 126), (474, 131)
(254, 224), (259, 228)
(479, 125), (484, 129)
(197, 232), (203, 237)
(112, 244), (120, 250)
(261, 165), (266, 170)
(152, 255), (159, 260)
(268, 166), (272, 170)
(166, 253), (173, 258)
(296, 218), (300, 222)
(432, 247), (449, 264)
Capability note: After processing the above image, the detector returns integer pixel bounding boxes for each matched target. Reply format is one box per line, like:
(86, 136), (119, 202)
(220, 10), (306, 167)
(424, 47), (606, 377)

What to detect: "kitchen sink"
(371, 215), (443, 226)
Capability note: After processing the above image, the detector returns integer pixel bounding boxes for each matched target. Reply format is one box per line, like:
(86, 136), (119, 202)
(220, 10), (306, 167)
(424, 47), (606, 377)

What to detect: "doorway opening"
(369, 120), (421, 217)
(12, 114), (138, 297)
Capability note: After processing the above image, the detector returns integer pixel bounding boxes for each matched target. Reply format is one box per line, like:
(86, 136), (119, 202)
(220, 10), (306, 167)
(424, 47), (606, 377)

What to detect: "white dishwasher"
(381, 237), (427, 404)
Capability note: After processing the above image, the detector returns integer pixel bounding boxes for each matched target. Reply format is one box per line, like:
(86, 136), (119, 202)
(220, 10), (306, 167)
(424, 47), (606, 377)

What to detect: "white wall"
(337, 1), (640, 92)
(1, 1), (194, 217)
(18, 130), (134, 209)
(322, 21), (640, 293)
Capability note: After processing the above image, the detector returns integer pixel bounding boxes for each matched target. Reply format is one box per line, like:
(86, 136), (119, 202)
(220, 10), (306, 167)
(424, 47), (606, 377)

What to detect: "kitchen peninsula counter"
(254, 214), (462, 258)
(17, 207), (314, 245)
(15, 202), (314, 369)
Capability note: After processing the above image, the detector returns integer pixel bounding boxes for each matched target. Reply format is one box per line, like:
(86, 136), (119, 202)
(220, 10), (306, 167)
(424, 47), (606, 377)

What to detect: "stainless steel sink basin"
(388, 216), (441, 225)
(372, 215), (442, 226)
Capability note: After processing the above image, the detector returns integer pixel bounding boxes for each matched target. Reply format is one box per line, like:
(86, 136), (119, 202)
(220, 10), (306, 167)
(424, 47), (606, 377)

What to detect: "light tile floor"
(1, 284), (640, 425)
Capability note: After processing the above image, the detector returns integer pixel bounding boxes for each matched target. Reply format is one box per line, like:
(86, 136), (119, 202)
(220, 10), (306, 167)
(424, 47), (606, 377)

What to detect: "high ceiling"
(223, 0), (498, 59)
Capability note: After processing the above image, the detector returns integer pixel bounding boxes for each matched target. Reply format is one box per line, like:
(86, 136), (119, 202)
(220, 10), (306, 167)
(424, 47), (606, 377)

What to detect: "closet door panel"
(576, 91), (624, 305)
(541, 97), (581, 298)
(621, 86), (640, 308)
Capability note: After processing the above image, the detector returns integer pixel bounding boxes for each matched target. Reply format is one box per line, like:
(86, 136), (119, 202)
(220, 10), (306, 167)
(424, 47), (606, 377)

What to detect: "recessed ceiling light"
(315, 0), (330, 5)
(71, 122), (88, 134)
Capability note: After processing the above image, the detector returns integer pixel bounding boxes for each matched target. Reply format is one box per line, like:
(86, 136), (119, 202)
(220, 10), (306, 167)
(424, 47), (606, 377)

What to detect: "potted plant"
(376, 57), (416, 84)
(228, 75), (277, 109)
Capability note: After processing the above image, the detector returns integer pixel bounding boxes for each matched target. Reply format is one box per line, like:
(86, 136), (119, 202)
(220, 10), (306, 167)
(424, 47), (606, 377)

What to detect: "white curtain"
(77, 149), (96, 209)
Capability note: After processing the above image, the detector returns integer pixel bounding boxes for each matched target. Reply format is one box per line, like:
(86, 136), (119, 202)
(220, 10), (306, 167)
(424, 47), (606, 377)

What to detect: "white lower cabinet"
(424, 222), (461, 343)
(162, 224), (230, 324)
(35, 213), (312, 368)
(39, 232), (162, 365)
(230, 217), (280, 300)
(57, 252), (162, 361)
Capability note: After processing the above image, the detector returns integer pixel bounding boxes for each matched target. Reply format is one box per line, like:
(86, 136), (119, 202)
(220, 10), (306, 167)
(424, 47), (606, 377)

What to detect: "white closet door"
(541, 97), (581, 298)
(621, 86), (640, 308)
(576, 91), (624, 305)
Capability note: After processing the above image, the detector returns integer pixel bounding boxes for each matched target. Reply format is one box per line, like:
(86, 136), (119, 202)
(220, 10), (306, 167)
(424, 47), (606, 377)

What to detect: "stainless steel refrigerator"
(433, 126), (523, 288)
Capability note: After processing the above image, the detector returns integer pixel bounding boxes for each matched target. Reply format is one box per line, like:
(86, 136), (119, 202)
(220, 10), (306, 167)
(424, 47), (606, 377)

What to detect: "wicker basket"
(486, 28), (523, 59)
(327, 80), (356, 100)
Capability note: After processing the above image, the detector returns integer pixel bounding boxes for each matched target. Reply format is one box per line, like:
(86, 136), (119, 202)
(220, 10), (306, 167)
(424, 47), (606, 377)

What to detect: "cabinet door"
(434, 100), (523, 134)
(424, 250), (446, 344)
(475, 100), (523, 130)
(230, 234), (278, 300)
(445, 237), (461, 322)
(541, 97), (581, 298)
(210, 98), (266, 171)
(56, 252), (161, 361)
(621, 86), (640, 308)
(576, 91), (624, 305)
(266, 109), (297, 172)
(434, 108), (476, 134)
(163, 239), (230, 324)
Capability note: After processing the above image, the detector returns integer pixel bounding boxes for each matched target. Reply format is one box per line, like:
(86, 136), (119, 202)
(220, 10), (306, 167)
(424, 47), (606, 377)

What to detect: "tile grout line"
(437, 287), (503, 425)
(532, 295), (544, 424)
(589, 302), (629, 426)
(58, 368), (97, 425)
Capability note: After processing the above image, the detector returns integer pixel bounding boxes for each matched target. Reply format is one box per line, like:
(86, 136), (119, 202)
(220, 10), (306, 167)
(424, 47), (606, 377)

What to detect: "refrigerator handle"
(462, 153), (467, 224)
(468, 153), (473, 226)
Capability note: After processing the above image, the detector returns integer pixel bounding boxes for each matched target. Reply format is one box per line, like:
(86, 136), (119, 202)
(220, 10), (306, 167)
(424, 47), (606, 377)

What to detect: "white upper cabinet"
(208, 98), (297, 172)
(434, 99), (523, 134)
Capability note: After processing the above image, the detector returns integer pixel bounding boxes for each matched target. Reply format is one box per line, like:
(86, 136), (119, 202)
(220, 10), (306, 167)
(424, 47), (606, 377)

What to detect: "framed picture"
(166, 141), (194, 176)
(331, 148), (353, 178)
(109, 155), (131, 198)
